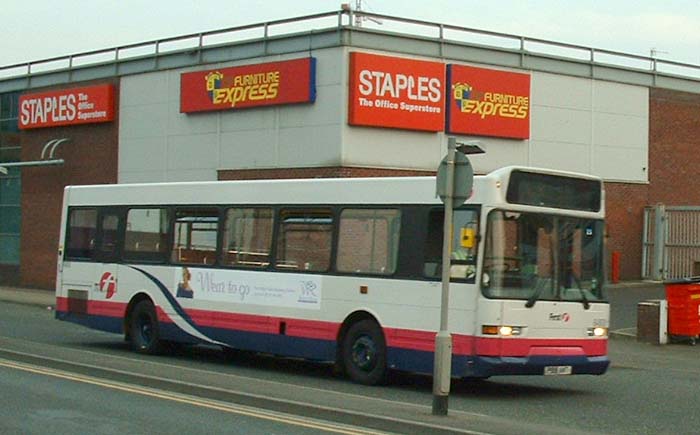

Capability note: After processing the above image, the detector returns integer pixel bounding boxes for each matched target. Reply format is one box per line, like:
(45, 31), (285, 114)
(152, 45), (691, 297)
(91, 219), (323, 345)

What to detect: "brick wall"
(603, 88), (700, 280)
(648, 88), (700, 204)
(19, 79), (119, 289)
(219, 166), (435, 180)
(603, 182), (649, 280)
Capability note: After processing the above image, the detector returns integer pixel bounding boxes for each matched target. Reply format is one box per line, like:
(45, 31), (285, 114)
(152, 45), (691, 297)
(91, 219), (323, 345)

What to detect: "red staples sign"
(19, 84), (115, 129)
(447, 65), (530, 139)
(180, 58), (316, 113)
(348, 52), (445, 132)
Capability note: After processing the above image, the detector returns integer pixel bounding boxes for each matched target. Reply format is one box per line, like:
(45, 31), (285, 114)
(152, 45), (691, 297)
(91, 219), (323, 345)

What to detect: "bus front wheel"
(341, 319), (387, 385)
(129, 300), (164, 355)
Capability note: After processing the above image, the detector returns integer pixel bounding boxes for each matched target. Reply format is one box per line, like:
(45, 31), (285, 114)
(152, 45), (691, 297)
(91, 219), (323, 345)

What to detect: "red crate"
(666, 282), (700, 338)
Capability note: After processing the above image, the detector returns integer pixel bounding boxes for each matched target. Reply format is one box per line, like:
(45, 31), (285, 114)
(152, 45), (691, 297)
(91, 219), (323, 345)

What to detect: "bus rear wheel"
(129, 300), (164, 355)
(341, 319), (387, 385)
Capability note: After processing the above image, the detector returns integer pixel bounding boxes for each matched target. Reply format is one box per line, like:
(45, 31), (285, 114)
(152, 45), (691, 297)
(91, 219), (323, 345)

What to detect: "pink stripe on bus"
(56, 298), (607, 357)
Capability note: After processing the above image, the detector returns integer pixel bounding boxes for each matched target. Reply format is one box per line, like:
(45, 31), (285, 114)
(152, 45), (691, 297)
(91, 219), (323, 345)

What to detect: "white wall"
(119, 48), (345, 183)
(340, 52), (649, 182)
(119, 46), (648, 184)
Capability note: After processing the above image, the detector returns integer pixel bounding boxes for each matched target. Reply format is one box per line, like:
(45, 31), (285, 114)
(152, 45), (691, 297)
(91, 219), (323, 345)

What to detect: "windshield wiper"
(572, 276), (591, 310)
(525, 277), (546, 308)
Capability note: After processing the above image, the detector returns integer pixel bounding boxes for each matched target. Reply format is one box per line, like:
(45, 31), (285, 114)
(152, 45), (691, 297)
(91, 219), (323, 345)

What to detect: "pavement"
(0, 286), (55, 308)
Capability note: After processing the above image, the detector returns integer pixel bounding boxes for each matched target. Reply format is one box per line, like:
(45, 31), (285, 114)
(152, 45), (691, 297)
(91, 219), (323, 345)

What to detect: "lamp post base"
(432, 394), (448, 416)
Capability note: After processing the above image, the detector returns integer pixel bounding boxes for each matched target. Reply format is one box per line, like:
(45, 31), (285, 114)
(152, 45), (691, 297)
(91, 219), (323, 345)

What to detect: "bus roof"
(63, 166), (603, 210)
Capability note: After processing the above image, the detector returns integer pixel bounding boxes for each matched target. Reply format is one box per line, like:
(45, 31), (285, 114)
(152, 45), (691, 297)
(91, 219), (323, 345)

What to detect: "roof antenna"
(343, 0), (382, 27)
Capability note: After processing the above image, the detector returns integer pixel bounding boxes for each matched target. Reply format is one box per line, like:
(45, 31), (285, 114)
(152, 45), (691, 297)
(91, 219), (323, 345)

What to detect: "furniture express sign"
(348, 52), (445, 132)
(447, 64), (530, 139)
(19, 84), (115, 129)
(180, 58), (316, 113)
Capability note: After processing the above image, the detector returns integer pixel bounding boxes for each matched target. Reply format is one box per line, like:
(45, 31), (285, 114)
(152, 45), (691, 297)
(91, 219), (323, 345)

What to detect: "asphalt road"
(0, 363), (368, 435)
(1, 296), (699, 434)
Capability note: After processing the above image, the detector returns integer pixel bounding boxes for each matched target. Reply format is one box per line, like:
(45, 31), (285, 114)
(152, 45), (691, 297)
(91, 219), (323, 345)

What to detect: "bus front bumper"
(464, 354), (610, 378)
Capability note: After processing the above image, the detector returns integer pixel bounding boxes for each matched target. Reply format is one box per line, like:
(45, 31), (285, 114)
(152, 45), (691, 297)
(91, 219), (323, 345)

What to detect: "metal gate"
(643, 205), (700, 280)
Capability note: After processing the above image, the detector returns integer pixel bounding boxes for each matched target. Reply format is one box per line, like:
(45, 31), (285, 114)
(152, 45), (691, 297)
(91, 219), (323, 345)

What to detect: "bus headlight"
(482, 325), (522, 336)
(587, 327), (608, 337)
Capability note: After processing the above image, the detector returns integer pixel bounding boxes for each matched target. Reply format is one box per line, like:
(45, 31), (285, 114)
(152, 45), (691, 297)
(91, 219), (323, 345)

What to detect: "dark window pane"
(66, 209), (97, 259)
(275, 209), (332, 272)
(0, 234), (19, 265)
(222, 208), (273, 268)
(337, 209), (401, 275)
(0, 170), (20, 205)
(0, 206), (21, 234)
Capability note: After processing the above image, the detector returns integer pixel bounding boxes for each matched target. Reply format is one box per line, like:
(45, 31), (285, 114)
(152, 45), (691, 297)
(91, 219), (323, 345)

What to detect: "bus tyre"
(341, 319), (387, 385)
(129, 300), (164, 355)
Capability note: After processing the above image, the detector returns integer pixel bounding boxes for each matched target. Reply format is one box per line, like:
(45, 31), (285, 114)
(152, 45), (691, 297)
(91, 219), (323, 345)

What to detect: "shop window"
(222, 208), (273, 268)
(0, 92), (21, 266)
(337, 209), (401, 275)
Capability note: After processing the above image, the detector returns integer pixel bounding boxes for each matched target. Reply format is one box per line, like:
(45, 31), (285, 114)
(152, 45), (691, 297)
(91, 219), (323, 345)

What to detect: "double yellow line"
(0, 358), (389, 435)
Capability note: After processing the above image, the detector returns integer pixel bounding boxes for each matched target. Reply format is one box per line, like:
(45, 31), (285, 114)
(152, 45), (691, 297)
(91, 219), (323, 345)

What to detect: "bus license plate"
(544, 365), (572, 376)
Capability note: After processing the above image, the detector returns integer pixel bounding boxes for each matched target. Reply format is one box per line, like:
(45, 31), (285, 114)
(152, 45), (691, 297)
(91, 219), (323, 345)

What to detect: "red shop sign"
(348, 52), (445, 132)
(180, 57), (316, 113)
(446, 64), (530, 139)
(19, 84), (115, 129)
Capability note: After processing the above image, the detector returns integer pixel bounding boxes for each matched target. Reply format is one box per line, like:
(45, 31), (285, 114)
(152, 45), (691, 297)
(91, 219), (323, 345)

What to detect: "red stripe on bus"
(186, 308), (339, 340)
(56, 298), (607, 357)
(384, 328), (475, 354)
(56, 297), (69, 311)
(87, 300), (128, 318)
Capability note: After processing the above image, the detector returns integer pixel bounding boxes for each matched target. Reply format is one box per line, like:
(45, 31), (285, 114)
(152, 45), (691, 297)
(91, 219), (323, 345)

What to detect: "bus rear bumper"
(465, 354), (610, 378)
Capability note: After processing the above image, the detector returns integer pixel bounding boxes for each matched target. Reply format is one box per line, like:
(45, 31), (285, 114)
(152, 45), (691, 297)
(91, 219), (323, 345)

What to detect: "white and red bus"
(56, 166), (609, 384)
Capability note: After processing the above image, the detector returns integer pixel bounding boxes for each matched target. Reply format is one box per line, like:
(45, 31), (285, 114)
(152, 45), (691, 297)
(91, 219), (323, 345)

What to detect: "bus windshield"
(481, 210), (605, 304)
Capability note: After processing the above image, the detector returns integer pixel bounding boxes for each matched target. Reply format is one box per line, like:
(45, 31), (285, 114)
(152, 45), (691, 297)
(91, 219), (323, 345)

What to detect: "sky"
(2, 0), (700, 68)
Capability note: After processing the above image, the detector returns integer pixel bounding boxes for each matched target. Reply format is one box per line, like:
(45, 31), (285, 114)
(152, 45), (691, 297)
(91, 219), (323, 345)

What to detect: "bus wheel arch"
(124, 294), (164, 355)
(337, 312), (387, 385)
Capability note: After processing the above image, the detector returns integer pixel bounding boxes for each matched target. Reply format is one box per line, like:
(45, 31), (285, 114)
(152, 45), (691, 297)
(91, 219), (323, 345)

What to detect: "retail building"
(1, 10), (700, 288)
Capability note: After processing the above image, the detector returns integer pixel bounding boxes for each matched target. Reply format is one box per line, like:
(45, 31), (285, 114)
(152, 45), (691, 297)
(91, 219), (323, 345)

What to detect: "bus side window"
(66, 208), (98, 260)
(336, 208), (401, 275)
(275, 208), (332, 272)
(222, 208), (273, 268)
(423, 208), (479, 281)
(123, 208), (169, 263)
(171, 208), (219, 265)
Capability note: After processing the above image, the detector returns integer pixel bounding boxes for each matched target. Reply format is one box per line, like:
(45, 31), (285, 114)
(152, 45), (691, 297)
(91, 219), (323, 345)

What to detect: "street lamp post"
(432, 139), (456, 415)
(433, 137), (480, 416)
